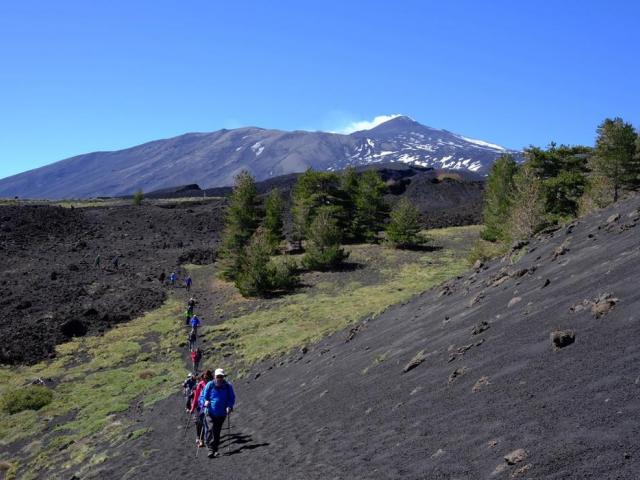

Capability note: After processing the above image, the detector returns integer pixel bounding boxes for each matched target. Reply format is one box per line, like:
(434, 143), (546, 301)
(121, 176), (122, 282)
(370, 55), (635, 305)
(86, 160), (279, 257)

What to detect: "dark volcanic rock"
(550, 330), (576, 349)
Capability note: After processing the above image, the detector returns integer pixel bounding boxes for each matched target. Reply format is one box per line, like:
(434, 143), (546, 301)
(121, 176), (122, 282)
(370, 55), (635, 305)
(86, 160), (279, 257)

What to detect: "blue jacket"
(190, 316), (201, 328)
(201, 380), (235, 417)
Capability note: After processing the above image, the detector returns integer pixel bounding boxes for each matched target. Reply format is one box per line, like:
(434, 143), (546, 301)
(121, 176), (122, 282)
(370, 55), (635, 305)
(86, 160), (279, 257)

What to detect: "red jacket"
(190, 380), (206, 413)
(191, 350), (197, 363)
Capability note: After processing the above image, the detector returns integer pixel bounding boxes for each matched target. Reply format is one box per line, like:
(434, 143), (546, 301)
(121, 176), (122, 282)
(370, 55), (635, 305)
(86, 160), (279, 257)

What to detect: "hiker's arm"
(227, 384), (236, 411)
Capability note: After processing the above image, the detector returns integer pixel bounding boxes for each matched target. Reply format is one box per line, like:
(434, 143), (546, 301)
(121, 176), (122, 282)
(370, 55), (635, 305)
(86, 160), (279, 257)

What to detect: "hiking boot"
(207, 450), (219, 458)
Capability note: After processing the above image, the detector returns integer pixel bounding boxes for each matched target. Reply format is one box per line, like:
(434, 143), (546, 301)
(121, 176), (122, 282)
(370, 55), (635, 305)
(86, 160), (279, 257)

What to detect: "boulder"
(504, 448), (528, 465)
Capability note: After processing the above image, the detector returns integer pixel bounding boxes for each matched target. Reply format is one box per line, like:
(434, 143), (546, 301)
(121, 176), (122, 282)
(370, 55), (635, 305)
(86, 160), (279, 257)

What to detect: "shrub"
(132, 189), (144, 206)
(2, 385), (53, 415)
(467, 239), (509, 266)
(481, 154), (517, 242)
(577, 175), (616, 216)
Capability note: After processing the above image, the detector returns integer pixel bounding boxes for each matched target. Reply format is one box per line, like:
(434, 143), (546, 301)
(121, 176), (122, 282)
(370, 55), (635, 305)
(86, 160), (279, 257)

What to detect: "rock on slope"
(0, 116), (519, 199)
(123, 195), (640, 479)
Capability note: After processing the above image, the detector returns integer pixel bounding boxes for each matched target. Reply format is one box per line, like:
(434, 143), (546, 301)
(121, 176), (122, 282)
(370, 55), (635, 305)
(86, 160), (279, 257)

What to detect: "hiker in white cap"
(201, 367), (236, 458)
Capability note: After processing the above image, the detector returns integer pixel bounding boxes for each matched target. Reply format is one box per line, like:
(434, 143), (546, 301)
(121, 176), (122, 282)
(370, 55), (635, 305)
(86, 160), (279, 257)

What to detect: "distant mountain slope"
(0, 116), (520, 199)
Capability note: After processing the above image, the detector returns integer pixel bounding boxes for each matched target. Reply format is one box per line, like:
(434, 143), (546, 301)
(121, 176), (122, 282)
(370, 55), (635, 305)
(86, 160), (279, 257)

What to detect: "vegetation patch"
(0, 298), (186, 479)
(1, 385), (53, 415)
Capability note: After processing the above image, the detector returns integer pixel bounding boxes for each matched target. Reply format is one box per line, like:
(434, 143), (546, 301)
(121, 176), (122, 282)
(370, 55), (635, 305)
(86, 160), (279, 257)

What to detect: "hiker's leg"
(211, 415), (225, 452)
(204, 413), (216, 452)
(195, 411), (203, 441)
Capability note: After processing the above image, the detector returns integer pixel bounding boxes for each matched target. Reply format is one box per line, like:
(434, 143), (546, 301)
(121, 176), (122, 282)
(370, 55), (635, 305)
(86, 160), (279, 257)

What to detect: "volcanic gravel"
(0, 201), (225, 364)
(111, 195), (640, 479)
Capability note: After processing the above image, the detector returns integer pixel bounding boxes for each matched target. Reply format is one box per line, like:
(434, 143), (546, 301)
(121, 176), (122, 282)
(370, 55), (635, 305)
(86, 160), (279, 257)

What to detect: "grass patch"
(202, 226), (480, 366)
(0, 298), (187, 479)
(466, 238), (509, 265)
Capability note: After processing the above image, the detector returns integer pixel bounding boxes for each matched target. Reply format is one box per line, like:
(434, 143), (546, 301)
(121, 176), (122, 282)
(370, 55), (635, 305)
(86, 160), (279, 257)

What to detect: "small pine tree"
(353, 170), (388, 242)
(132, 189), (144, 206)
(340, 167), (359, 240)
(302, 209), (349, 270)
(385, 198), (424, 248)
(507, 165), (546, 241)
(263, 188), (284, 253)
(235, 227), (298, 297)
(218, 170), (259, 280)
(481, 154), (517, 242)
(589, 117), (638, 202)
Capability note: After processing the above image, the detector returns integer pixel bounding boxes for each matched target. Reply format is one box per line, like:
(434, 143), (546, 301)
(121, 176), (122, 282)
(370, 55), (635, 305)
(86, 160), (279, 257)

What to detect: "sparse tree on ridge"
(589, 117), (638, 202)
(132, 189), (144, 206)
(218, 170), (260, 280)
(507, 164), (546, 240)
(481, 154), (518, 242)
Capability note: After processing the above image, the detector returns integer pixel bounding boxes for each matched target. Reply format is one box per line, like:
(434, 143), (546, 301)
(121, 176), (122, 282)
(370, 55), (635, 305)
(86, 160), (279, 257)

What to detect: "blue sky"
(1, 0), (639, 179)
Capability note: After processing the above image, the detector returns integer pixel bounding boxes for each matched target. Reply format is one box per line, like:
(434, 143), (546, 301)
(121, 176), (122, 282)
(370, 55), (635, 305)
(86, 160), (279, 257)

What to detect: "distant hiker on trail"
(202, 368), (235, 458)
(185, 309), (191, 326)
(191, 347), (203, 373)
(188, 297), (196, 308)
(190, 314), (201, 334)
(191, 369), (213, 448)
(185, 275), (193, 292)
(170, 271), (177, 286)
(159, 271), (166, 284)
(183, 373), (197, 412)
(112, 255), (119, 270)
(188, 329), (197, 351)
(94, 255), (101, 268)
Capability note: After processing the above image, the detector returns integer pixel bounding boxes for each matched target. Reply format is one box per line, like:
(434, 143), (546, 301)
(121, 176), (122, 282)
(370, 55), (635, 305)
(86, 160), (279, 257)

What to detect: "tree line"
(217, 168), (426, 297)
(482, 117), (640, 244)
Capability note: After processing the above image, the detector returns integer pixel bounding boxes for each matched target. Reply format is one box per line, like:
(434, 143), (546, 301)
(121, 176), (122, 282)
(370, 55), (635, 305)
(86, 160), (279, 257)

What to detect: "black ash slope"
(120, 195), (640, 479)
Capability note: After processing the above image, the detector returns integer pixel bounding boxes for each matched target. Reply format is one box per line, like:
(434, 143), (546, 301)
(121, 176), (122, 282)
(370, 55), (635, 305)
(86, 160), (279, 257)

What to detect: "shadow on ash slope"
(128, 197), (639, 480)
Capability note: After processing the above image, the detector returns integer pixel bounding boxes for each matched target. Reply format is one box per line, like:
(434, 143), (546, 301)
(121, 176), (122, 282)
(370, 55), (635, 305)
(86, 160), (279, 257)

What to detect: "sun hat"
(214, 368), (226, 377)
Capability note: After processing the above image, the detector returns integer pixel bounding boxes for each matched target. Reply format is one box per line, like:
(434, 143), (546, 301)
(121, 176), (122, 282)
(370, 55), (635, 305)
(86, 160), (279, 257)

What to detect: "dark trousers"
(196, 410), (206, 441)
(204, 413), (226, 453)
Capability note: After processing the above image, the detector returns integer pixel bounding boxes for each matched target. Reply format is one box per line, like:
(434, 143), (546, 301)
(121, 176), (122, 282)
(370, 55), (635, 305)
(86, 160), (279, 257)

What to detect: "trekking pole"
(195, 416), (205, 458)
(182, 413), (192, 441)
(226, 413), (231, 455)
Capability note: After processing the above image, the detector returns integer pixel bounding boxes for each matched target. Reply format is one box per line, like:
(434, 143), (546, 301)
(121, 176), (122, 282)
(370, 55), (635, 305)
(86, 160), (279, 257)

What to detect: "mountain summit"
(0, 116), (519, 199)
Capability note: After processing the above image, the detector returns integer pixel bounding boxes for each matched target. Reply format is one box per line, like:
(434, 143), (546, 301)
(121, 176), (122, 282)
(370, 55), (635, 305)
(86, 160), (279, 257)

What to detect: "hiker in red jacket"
(191, 347), (203, 373)
(191, 369), (213, 448)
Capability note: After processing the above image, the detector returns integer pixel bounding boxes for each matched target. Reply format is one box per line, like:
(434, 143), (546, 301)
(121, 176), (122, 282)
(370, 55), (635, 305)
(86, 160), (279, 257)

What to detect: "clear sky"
(1, 0), (638, 179)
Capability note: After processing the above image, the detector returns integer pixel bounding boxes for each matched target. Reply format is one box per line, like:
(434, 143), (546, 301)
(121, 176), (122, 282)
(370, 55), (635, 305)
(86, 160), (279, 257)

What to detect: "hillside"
(116, 194), (639, 479)
(0, 116), (519, 199)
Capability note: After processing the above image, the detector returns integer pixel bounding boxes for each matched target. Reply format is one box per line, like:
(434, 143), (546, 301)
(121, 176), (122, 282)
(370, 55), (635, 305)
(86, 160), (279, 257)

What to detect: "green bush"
(466, 239), (509, 266)
(132, 189), (144, 206)
(2, 385), (53, 415)
(385, 198), (425, 248)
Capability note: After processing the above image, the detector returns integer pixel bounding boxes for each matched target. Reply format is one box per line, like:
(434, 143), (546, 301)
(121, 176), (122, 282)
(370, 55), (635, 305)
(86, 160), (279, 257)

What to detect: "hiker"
(191, 347), (203, 373)
(159, 271), (166, 284)
(188, 329), (197, 351)
(185, 275), (193, 292)
(202, 368), (235, 458)
(112, 255), (119, 270)
(169, 271), (177, 286)
(191, 369), (213, 448)
(94, 255), (101, 268)
(183, 373), (197, 412)
(188, 297), (196, 309)
(190, 314), (201, 335)
(185, 309), (191, 326)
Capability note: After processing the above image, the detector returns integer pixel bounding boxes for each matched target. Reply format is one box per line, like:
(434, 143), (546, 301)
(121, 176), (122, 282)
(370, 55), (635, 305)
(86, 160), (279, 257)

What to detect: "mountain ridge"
(0, 116), (520, 199)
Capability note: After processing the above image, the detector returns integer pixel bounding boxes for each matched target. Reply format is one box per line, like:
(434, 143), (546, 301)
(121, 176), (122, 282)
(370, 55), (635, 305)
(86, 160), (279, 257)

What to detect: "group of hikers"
(180, 289), (236, 459)
(92, 256), (193, 293)
(183, 368), (235, 458)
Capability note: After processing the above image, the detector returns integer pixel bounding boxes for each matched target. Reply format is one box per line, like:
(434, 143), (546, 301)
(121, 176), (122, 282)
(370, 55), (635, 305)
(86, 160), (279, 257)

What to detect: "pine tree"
(302, 209), (349, 270)
(385, 198), (424, 248)
(353, 170), (388, 242)
(507, 165), (546, 241)
(218, 170), (259, 280)
(481, 154), (517, 242)
(263, 188), (284, 253)
(291, 170), (345, 249)
(589, 118), (638, 202)
(235, 227), (298, 297)
(340, 167), (359, 241)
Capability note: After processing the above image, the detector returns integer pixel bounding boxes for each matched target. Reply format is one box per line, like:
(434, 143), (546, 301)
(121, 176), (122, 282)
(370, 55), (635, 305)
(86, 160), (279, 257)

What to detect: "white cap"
(214, 368), (226, 377)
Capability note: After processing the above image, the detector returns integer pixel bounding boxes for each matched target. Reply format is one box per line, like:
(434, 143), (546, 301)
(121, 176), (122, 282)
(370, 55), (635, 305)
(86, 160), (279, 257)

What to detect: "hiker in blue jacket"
(201, 368), (235, 458)
(190, 314), (201, 335)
